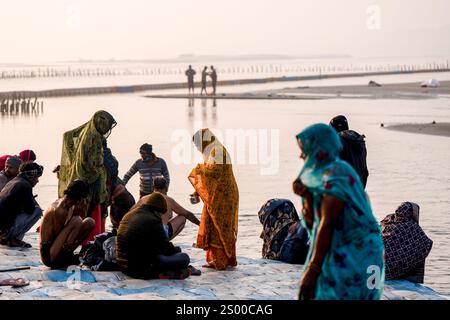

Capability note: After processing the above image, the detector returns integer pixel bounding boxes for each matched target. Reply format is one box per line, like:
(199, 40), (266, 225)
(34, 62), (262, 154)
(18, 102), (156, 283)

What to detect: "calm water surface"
(1, 91), (449, 295)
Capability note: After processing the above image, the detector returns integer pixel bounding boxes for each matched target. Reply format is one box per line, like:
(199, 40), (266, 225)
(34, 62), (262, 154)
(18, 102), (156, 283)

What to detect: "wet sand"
(145, 80), (450, 100)
(276, 81), (450, 99)
(384, 122), (450, 138)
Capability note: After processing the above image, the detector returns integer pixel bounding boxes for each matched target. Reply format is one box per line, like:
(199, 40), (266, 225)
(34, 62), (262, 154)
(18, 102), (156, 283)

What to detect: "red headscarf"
(19, 150), (36, 162)
(0, 155), (12, 171)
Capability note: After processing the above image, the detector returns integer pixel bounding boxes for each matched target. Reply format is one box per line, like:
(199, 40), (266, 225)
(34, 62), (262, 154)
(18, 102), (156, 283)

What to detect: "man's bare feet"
(0, 278), (30, 288)
(7, 239), (32, 248)
(188, 265), (202, 276)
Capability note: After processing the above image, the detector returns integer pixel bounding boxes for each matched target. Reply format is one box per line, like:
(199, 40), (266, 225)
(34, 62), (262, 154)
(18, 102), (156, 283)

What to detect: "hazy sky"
(0, 0), (449, 63)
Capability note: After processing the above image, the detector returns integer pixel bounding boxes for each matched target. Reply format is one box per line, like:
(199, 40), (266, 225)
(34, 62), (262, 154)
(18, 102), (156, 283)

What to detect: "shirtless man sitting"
(40, 180), (95, 269)
(135, 176), (200, 240)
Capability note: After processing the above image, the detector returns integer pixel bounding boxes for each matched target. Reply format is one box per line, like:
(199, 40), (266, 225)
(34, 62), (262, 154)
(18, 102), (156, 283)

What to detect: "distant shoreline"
(1, 69), (449, 99)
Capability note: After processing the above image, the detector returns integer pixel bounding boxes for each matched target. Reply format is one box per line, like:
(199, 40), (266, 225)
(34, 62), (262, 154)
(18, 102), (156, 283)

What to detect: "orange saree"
(188, 142), (239, 270)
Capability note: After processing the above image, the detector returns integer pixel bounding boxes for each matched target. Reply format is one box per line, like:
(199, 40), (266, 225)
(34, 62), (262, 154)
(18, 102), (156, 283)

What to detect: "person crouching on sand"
(381, 202), (433, 283)
(40, 180), (95, 269)
(116, 193), (193, 279)
(0, 162), (44, 248)
(0, 156), (22, 191)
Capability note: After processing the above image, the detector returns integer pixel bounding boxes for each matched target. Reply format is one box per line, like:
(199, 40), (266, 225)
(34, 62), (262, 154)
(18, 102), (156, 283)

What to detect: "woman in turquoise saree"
(294, 123), (384, 300)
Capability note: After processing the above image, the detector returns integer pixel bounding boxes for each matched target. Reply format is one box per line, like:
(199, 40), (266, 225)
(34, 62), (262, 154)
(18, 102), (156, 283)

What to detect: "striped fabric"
(122, 158), (170, 195)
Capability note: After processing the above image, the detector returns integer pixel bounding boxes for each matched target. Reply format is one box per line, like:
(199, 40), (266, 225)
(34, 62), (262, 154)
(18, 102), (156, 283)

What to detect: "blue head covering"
(296, 123), (342, 190)
(296, 123), (375, 230)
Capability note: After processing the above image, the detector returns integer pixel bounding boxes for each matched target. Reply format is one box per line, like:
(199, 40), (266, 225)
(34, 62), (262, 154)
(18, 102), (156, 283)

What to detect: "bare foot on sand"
(7, 239), (32, 248)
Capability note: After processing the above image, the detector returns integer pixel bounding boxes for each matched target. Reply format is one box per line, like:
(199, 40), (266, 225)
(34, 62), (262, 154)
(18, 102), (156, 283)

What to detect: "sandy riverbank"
(144, 80), (450, 100)
(276, 81), (450, 99)
(0, 226), (448, 300)
(383, 122), (450, 138)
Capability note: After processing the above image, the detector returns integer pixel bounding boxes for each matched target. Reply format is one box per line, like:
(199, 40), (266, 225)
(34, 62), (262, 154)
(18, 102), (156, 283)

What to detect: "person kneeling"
(258, 198), (309, 264)
(40, 180), (95, 269)
(116, 193), (191, 280)
(381, 202), (433, 283)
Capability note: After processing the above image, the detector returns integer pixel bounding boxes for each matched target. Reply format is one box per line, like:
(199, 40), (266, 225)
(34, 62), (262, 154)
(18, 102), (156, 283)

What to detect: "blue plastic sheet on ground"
(46, 269), (97, 283)
(15, 261), (41, 267)
(108, 286), (182, 296)
(108, 287), (160, 296)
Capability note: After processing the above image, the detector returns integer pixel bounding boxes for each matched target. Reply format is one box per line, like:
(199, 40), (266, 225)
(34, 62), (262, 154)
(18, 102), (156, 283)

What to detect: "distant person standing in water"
(200, 66), (208, 96)
(185, 65), (196, 94)
(209, 66), (217, 95)
(329, 115), (369, 188)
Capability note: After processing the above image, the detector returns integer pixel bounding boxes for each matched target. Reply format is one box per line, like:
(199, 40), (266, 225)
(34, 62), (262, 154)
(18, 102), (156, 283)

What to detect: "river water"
(1, 70), (449, 295)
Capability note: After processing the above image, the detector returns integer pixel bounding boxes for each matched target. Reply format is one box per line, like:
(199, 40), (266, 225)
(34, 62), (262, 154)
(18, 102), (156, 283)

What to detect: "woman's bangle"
(308, 262), (322, 275)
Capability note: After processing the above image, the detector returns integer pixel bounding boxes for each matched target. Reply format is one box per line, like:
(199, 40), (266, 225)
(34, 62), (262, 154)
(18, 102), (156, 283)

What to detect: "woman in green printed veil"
(58, 111), (117, 233)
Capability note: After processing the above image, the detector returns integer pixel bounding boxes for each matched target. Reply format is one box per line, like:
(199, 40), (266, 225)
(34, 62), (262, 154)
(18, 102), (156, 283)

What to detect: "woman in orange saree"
(188, 128), (239, 270)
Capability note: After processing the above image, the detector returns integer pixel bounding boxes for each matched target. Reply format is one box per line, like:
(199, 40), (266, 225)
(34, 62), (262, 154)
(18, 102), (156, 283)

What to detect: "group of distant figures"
(0, 112), (434, 300)
(185, 65), (217, 96)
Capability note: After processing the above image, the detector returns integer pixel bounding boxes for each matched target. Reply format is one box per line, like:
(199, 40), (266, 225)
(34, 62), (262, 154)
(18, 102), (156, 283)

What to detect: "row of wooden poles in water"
(1, 61), (449, 79)
(0, 97), (44, 115)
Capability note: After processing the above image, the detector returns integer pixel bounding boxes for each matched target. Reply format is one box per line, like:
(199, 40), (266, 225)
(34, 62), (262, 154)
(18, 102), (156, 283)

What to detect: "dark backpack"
(80, 231), (120, 271)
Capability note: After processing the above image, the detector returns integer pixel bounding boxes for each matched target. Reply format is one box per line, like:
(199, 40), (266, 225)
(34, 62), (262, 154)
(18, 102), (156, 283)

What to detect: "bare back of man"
(136, 192), (200, 240)
(40, 199), (95, 268)
(160, 194), (198, 240)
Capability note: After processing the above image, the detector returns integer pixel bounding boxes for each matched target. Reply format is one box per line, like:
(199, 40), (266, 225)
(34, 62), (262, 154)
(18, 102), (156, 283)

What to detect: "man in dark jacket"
(330, 115), (369, 188)
(0, 162), (43, 248)
(116, 192), (190, 279)
(0, 156), (22, 191)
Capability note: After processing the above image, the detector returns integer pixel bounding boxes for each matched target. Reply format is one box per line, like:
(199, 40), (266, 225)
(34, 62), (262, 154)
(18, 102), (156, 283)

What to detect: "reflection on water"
(187, 97), (217, 128)
(212, 99), (217, 122)
(0, 98), (44, 118)
(201, 98), (207, 122)
(188, 97), (195, 119)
